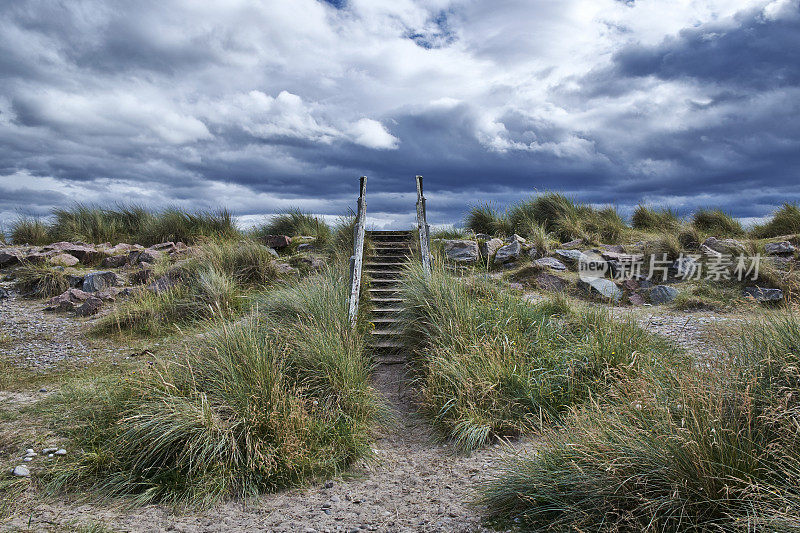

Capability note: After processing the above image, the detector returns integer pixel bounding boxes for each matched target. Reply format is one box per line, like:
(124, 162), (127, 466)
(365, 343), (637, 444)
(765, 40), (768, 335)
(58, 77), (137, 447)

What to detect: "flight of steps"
(365, 230), (412, 364)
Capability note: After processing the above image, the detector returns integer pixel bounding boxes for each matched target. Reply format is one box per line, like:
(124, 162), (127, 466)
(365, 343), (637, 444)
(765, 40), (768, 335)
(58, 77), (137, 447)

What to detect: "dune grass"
(253, 209), (332, 248)
(631, 205), (681, 231)
(10, 216), (51, 245)
(752, 203), (800, 238)
(399, 263), (678, 450)
(10, 205), (240, 246)
(479, 313), (800, 531)
(465, 203), (504, 236)
(96, 240), (278, 336)
(13, 263), (70, 298)
(48, 265), (379, 507)
(691, 208), (744, 237)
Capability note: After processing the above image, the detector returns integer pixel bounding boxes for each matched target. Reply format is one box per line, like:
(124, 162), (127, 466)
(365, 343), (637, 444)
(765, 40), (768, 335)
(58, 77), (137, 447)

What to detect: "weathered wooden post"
(348, 176), (367, 326)
(415, 175), (432, 277)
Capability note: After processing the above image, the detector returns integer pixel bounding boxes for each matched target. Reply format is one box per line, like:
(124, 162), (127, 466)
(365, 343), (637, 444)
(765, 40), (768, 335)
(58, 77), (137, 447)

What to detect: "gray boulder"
(554, 249), (584, 263)
(100, 255), (128, 268)
(578, 278), (622, 301)
(443, 240), (479, 263)
(765, 241), (795, 256)
(702, 237), (746, 255)
(561, 239), (584, 250)
(297, 243), (315, 253)
(12, 465), (30, 477)
(480, 238), (503, 259)
(649, 285), (679, 305)
(0, 287), (9, 299)
(266, 247), (279, 258)
(0, 250), (21, 268)
(83, 271), (122, 293)
(743, 287), (783, 302)
(494, 240), (521, 265)
(75, 297), (103, 317)
(48, 253), (79, 267)
(534, 257), (567, 271)
(474, 233), (491, 241)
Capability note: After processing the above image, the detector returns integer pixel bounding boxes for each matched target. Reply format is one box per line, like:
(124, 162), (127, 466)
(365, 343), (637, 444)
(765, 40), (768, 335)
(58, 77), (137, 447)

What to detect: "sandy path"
(4, 359), (521, 532)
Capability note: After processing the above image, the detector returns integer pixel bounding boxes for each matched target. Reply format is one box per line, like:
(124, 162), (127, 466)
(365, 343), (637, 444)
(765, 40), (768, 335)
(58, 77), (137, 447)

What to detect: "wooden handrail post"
(348, 176), (367, 326)
(415, 175), (432, 277)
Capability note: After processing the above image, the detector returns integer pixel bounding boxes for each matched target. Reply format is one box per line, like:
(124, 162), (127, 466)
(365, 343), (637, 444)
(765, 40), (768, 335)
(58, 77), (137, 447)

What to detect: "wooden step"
(371, 307), (403, 314)
(371, 297), (404, 304)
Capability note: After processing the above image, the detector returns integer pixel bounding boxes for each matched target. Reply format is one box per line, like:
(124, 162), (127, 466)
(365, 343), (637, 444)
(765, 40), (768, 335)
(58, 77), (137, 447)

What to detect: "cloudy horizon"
(1, 0), (799, 230)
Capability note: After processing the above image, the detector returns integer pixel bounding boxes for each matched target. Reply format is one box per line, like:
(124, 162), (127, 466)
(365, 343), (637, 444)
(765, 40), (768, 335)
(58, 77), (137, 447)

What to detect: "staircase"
(365, 230), (413, 364)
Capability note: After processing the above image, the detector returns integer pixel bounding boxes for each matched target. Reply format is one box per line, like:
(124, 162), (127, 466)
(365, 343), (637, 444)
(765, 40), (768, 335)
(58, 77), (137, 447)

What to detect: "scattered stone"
(533, 257), (567, 271)
(100, 255), (128, 268)
(11, 465), (30, 477)
(511, 234), (526, 243)
(24, 449), (36, 457)
(297, 255), (325, 270)
(0, 287), (9, 299)
(554, 249), (584, 263)
(130, 267), (153, 285)
(275, 263), (299, 275)
(601, 244), (626, 254)
(48, 253), (79, 267)
(75, 297), (103, 316)
(743, 286), (783, 302)
(147, 275), (180, 294)
(0, 250), (21, 267)
(479, 238), (503, 259)
(578, 278), (622, 301)
(23, 457), (32, 462)
(66, 273), (84, 288)
(535, 273), (568, 292)
(527, 247), (544, 260)
(46, 288), (93, 312)
(54, 449), (66, 456)
(297, 243), (315, 253)
(443, 240), (479, 263)
(39, 388), (47, 393)
(130, 249), (164, 265)
(150, 242), (175, 251)
(263, 235), (292, 249)
(702, 237), (746, 255)
(474, 233), (491, 240)
(621, 279), (640, 291)
(43, 242), (102, 263)
(83, 271), (122, 293)
(325, 480), (334, 489)
(266, 247), (279, 257)
(42, 447), (58, 454)
(649, 285), (679, 305)
(628, 292), (646, 306)
(107, 243), (143, 255)
(765, 241), (796, 255)
(561, 239), (584, 249)
(493, 240), (521, 265)
(699, 244), (723, 258)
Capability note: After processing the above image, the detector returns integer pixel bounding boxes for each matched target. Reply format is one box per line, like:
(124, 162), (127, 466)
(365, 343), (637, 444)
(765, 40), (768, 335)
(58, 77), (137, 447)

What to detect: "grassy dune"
(48, 265), (380, 506)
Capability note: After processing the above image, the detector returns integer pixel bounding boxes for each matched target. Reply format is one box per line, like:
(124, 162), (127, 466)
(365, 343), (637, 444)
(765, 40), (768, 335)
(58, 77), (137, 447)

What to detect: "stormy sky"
(1, 0), (798, 229)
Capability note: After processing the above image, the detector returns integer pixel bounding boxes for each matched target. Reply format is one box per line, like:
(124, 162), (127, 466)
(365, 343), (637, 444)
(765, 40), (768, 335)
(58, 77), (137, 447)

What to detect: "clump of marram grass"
(13, 263), (70, 298)
(399, 263), (678, 450)
(95, 240), (278, 335)
(752, 203), (800, 238)
(49, 266), (379, 507)
(10, 216), (50, 245)
(631, 205), (681, 231)
(19, 204), (240, 246)
(430, 227), (469, 240)
(136, 208), (239, 245)
(480, 313), (800, 532)
(691, 208), (744, 237)
(253, 208), (332, 248)
(466, 203), (503, 235)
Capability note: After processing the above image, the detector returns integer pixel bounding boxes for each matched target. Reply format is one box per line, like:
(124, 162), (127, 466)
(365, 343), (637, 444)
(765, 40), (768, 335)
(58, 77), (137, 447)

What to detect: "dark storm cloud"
(0, 0), (798, 229)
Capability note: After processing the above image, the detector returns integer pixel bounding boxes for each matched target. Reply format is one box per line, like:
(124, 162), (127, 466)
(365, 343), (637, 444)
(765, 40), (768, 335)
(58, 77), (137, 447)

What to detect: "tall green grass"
(752, 203), (800, 238)
(631, 205), (680, 231)
(691, 209), (744, 237)
(49, 266), (379, 506)
(399, 264), (677, 450)
(11, 205), (239, 246)
(253, 209), (332, 248)
(480, 313), (800, 531)
(10, 216), (50, 245)
(13, 263), (70, 298)
(465, 203), (504, 235)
